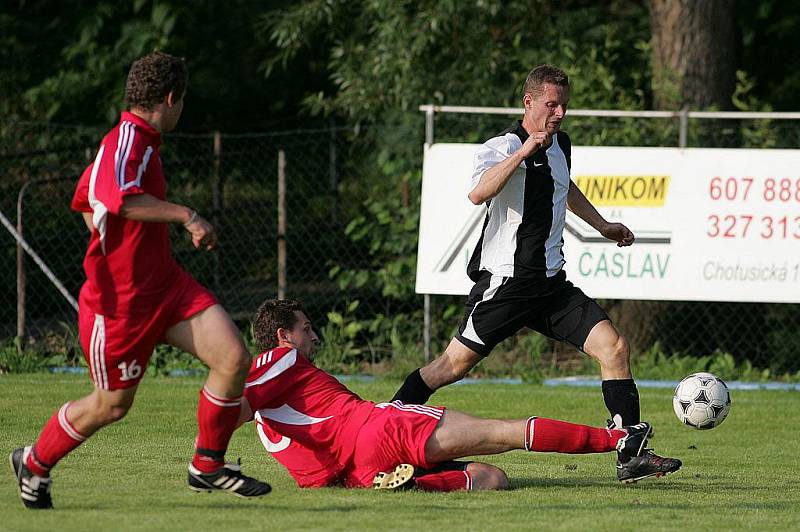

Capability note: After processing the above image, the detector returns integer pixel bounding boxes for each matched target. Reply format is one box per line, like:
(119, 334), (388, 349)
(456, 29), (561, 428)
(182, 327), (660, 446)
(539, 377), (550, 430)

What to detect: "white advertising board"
(416, 143), (800, 303)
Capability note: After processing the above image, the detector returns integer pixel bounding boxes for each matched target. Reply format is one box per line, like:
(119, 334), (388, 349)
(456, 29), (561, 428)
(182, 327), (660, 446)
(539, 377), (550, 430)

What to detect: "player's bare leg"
(421, 338), (483, 389)
(374, 461), (509, 491)
(425, 410), (638, 460)
(166, 304), (250, 397)
(165, 304), (270, 497)
(61, 385), (139, 436)
(583, 320), (631, 380)
(392, 338), (482, 404)
(567, 320), (683, 482)
(421, 409), (678, 483)
(10, 385), (139, 509)
(583, 319), (639, 429)
(465, 463), (509, 490)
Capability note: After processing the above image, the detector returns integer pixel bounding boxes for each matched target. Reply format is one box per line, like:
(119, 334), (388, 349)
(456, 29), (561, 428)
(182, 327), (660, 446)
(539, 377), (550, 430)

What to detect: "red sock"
(414, 470), (473, 492)
(26, 403), (88, 477)
(524, 417), (624, 454)
(192, 386), (242, 473)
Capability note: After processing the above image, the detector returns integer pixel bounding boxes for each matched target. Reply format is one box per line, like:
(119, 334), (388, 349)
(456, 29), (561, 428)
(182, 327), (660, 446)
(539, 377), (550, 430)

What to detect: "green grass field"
(1, 374), (799, 531)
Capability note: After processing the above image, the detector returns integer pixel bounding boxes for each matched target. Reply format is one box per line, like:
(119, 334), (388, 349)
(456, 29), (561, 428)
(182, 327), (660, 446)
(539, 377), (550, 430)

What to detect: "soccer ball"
(672, 372), (731, 429)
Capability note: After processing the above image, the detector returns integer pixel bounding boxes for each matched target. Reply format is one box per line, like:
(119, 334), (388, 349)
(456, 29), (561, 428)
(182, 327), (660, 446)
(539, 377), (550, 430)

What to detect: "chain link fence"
(2, 113), (799, 374)
(0, 119), (426, 363)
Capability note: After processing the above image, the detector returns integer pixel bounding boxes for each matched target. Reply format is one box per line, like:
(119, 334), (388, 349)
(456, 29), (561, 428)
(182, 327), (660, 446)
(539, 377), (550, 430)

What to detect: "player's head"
(252, 299), (319, 357)
(125, 51), (188, 132)
(522, 64), (570, 135)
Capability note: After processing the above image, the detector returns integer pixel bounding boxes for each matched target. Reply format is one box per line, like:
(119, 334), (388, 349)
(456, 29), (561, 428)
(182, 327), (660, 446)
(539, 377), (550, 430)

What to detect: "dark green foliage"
(4, 0), (800, 375)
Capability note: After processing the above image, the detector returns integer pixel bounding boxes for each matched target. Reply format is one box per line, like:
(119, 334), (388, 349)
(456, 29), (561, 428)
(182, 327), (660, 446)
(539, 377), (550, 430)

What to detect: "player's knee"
(97, 402), (132, 425)
(438, 361), (470, 386)
(468, 463), (510, 490)
(441, 349), (480, 385)
(598, 335), (630, 370)
(214, 347), (251, 378)
(233, 350), (251, 378)
(107, 404), (131, 423)
(612, 335), (630, 364)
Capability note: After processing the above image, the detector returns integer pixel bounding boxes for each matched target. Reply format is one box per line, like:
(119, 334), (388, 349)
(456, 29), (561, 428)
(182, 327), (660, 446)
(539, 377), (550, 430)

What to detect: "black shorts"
(455, 270), (609, 356)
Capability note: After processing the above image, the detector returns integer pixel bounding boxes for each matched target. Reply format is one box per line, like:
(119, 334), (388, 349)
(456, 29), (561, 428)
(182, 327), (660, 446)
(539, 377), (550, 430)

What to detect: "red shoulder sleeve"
(243, 347), (298, 412)
(71, 164), (93, 213)
(90, 124), (153, 215)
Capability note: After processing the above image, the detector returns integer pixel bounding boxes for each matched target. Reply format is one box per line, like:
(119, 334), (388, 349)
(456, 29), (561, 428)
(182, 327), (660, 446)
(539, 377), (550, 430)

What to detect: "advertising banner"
(416, 144), (800, 303)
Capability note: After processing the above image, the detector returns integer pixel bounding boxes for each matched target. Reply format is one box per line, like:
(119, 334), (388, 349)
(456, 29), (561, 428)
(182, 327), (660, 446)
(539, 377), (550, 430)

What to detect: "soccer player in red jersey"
(240, 299), (677, 492)
(10, 52), (270, 510)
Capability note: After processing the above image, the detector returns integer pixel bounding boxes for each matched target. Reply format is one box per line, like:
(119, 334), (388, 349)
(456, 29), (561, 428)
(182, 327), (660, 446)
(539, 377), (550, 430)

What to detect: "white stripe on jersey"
(114, 122), (136, 189)
(245, 349), (298, 387)
(87, 145), (110, 254)
(374, 400), (443, 420)
(124, 144), (152, 191)
(257, 403), (332, 425)
(254, 349), (276, 369)
(255, 414), (291, 453)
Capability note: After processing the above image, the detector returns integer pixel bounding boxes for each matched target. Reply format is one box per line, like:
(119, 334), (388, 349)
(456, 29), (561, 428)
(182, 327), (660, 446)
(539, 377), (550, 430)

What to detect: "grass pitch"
(1, 374), (799, 531)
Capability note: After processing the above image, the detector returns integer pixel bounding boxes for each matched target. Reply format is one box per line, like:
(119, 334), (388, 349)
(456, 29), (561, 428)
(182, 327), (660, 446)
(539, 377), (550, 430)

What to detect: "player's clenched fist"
(520, 131), (551, 158)
(600, 222), (635, 247)
(185, 213), (217, 250)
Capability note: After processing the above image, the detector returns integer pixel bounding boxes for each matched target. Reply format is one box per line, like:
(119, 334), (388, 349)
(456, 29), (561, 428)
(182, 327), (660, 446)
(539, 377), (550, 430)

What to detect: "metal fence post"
(212, 131), (223, 291)
(16, 183), (27, 349)
(423, 104), (435, 362)
(679, 107), (689, 148)
(278, 149), (287, 300)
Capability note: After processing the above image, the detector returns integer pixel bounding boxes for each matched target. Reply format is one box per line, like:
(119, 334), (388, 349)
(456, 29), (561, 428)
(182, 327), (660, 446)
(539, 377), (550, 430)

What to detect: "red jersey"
(71, 112), (180, 316)
(243, 347), (376, 487)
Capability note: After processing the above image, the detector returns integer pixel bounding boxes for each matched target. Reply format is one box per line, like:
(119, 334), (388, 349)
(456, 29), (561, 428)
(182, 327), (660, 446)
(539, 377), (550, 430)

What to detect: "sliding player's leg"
(373, 460), (508, 492)
(423, 410), (657, 465)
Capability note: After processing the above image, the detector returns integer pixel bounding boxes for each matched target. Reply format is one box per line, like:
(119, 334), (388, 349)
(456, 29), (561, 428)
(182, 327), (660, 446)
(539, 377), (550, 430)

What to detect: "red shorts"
(78, 268), (217, 390)
(345, 401), (445, 488)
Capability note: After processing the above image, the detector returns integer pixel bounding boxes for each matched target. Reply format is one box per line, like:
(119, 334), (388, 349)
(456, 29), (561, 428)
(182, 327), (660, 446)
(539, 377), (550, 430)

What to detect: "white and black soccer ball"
(673, 372), (731, 429)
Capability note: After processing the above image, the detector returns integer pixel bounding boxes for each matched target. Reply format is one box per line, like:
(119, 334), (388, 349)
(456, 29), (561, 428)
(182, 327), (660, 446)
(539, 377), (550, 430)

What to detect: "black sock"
(601, 378), (640, 427)
(391, 368), (434, 404)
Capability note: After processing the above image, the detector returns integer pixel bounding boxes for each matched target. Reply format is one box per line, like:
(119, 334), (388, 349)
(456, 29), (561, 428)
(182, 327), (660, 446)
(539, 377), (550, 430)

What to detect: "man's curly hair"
(252, 299), (305, 352)
(125, 51), (188, 111)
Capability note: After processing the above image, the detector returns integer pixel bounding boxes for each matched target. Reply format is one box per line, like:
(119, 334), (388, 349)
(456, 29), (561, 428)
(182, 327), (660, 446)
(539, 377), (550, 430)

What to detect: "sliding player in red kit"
(239, 300), (669, 492)
(9, 52), (269, 510)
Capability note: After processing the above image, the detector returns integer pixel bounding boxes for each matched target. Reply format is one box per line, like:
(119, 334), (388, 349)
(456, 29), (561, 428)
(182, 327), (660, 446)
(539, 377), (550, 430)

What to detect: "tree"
(0, 0), (325, 129)
(648, 0), (736, 109)
(262, 0), (652, 122)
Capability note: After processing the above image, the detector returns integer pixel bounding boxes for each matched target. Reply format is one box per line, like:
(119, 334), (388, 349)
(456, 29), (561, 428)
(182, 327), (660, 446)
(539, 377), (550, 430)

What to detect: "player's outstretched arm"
(119, 193), (217, 250)
(566, 181), (634, 247)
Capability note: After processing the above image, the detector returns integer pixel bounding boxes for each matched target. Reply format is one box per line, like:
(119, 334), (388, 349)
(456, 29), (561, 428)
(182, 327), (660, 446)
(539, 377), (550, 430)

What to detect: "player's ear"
(276, 326), (289, 344)
(523, 93), (532, 109)
(166, 91), (176, 108)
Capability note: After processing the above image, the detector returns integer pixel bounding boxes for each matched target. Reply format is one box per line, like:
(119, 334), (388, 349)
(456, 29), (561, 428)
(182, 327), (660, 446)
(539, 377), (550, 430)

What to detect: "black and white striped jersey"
(466, 121), (572, 282)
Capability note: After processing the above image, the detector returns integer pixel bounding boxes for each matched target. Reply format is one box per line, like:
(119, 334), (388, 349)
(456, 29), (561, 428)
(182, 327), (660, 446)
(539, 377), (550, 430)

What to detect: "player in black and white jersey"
(393, 64), (681, 483)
